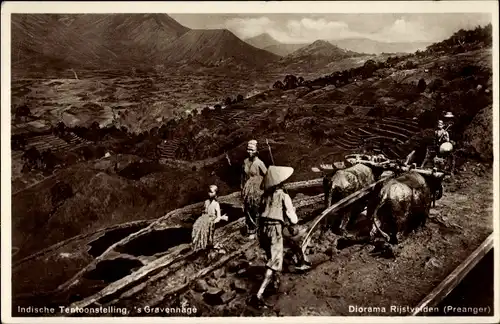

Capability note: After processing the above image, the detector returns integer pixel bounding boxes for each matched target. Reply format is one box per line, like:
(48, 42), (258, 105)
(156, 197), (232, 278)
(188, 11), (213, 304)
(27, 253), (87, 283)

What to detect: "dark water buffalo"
(323, 163), (379, 235)
(368, 170), (445, 246)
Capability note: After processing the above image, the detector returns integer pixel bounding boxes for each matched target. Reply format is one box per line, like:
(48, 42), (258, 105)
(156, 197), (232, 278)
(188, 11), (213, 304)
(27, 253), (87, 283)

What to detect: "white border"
(1, 1), (499, 324)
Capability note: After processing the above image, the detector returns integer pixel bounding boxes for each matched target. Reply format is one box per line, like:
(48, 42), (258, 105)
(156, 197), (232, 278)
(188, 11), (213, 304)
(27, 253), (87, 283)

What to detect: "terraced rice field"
(157, 139), (182, 160)
(320, 117), (421, 159)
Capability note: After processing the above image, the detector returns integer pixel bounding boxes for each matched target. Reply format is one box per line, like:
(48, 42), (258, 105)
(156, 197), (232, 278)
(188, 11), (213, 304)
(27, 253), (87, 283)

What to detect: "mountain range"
(330, 38), (432, 55)
(245, 33), (432, 56)
(11, 14), (432, 75)
(244, 33), (306, 56)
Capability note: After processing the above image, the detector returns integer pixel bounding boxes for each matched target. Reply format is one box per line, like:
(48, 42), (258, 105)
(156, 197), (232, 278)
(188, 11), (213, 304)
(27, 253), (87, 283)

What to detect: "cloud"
(220, 14), (491, 44)
(224, 16), (364, 43)
(373, 18), (433, 42)
(224, 17), (276, 39)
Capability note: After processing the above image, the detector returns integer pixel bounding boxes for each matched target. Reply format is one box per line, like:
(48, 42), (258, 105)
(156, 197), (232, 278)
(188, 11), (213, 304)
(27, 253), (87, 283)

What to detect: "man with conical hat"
(253, 166), (308, 307)
(241, 139), (267, 239)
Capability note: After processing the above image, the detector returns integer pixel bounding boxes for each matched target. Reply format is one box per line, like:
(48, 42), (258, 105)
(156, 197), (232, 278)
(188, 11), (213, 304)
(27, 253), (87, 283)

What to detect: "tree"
(237, 94), (244, 102)
(361, 60), (378, 79)
(15, 105), (31, 121)
(283, 75), (298, 90)
(417, 78), (427, 93)
(405, 60), (417, 69)
(41, 149), (58, 174)
(273, 80), (284, 89)
(224, 97), (232, 106)
(214, 105), (222, 113)
(22, 147), (42, 171)
(202, 107), (211, 117)
(54, 122), (67, 137)
(12, 136), (27, 150)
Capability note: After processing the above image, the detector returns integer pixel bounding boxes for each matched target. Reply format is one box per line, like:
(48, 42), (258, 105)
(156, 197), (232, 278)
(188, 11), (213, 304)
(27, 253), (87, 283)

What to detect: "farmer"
(253, 166), (308, 307)
(241, 140), (267, 239)
(435, 120), (450, 146)
(191, 185), (228, 251)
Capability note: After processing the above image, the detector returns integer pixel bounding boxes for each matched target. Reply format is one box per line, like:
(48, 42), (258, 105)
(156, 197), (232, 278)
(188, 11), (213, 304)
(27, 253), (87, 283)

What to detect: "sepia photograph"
(1, 1), (498, 322)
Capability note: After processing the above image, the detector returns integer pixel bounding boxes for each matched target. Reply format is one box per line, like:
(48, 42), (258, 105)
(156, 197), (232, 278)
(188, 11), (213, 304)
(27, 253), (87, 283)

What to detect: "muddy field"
(11, 67), (331, 134)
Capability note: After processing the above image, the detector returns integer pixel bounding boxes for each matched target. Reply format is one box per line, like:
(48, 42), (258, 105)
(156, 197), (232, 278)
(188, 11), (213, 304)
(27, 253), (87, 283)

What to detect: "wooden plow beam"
(411, 233), (494, 316)
(301, 176), (393, 253)
(352, 159), (447, 178)
(64, 193), (325, 310)
(55, 178), (325, 294)
(13, 219), (154, 269)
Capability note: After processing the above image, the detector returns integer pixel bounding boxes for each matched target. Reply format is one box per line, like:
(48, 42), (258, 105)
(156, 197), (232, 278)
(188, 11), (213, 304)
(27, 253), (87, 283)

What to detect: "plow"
(12, 155), (492, 316)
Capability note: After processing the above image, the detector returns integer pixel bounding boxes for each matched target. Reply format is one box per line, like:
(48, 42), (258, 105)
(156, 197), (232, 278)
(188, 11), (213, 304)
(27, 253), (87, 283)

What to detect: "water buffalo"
(323, 163), (380, 235)
(368, 170), (445, 248)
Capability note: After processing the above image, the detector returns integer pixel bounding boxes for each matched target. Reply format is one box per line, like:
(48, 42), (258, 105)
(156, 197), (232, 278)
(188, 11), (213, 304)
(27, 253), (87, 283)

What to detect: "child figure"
(192, 185), (228, 251)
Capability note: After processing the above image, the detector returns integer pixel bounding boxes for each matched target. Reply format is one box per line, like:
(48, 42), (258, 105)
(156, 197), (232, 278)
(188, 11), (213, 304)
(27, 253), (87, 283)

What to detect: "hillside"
(244, 33), (281, 49)
(160, 29), (280, 68)
(11, 14), (190, 73)
(331, 38), (431, 55)
(244, 33), (306, 56)
(263, 43), (307, 56)
(276, 40), (362, 71)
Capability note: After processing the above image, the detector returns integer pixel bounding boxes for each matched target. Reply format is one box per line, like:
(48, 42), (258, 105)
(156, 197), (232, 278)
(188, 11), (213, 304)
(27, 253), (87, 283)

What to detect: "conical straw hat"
(247, 140), (258, 150)
(263, 166), (294, 189)
(444, 111), (454, 118)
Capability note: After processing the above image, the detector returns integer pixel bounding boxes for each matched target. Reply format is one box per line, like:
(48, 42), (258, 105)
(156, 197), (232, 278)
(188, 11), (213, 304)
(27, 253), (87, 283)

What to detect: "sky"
(170, 13), (492, 44)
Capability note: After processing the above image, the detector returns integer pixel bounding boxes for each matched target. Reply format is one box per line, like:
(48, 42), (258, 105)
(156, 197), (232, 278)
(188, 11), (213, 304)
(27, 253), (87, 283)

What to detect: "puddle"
(115, 227), (192, 257)
(87, 223), (150, 257)
(84, 257), (144, 283)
